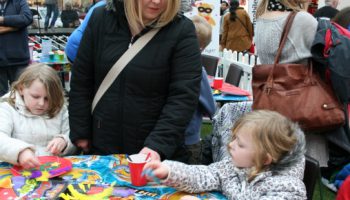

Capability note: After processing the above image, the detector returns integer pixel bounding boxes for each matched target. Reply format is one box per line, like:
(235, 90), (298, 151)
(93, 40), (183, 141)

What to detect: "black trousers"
(0, 65), (27, 96)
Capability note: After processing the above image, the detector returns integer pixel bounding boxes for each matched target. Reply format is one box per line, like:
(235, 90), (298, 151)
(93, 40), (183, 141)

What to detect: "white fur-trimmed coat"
(0, 92), (76, 164)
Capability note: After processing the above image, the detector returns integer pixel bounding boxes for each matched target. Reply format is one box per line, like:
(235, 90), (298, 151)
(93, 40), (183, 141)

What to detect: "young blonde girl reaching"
(0, 64), (76, 169)
(144, 110), (307, 200)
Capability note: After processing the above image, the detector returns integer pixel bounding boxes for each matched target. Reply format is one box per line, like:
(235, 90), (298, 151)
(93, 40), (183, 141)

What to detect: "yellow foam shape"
(67, 183), (114, 200)
(59, 192), (74, 200)
(36, 171), (49, 181)
(78, 183), (86, 193)
(0, 177), (12, 188)
(22, 171), (32, 177)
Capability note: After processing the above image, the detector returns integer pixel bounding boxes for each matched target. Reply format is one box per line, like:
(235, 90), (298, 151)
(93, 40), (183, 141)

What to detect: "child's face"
(19, 79), (49, 116)
(228, 125), (256, 168)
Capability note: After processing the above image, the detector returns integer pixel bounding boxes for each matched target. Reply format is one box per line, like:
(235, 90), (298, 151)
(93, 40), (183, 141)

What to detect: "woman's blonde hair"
(191, 15), (212, 50)
(9, 63), (64, 118)
(231, 110), (298, 181)
(124, 0), (180, 34)
(256, 0), (309, 17)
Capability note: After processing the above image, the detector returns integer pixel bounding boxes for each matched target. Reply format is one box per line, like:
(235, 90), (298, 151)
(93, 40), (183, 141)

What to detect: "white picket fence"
(218, 49), (260, 94)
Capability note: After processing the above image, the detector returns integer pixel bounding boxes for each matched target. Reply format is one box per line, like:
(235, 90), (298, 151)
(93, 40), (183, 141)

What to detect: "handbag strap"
(274, 11), (297, 64)
(236, 16), (252, 39)
(91, 28), (160, 113)
(266, 12), (297, 90)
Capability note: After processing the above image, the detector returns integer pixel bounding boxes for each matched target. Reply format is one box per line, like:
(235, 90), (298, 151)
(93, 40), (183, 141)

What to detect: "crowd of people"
(1, 0), (350, 199)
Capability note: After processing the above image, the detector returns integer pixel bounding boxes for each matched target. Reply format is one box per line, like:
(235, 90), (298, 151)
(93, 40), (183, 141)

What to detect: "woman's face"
(228, 125), (256, 168)
(140, 0), (167, 24)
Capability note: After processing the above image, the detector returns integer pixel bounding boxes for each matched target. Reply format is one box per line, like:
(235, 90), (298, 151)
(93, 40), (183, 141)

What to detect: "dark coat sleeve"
(144, 19), (202, 159)
(68, 9), (97, 143)
(3, 0), (32, 28)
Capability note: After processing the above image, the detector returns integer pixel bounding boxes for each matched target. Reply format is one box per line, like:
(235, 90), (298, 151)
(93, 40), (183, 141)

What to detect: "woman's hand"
(143, 160), (169, 180)
(18, 148), (40, 169)
(75, 139), (90, 153)
(47, 137), (67, 155)
(139, 147), (161, 162)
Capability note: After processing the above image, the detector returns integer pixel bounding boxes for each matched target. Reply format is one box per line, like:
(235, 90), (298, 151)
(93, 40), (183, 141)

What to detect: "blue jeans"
(44, 4), (59, 29)
(0, 66), (27, 96)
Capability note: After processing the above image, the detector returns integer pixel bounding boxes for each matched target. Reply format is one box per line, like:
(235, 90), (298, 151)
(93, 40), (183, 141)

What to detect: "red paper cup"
(213, 77), (224, 89)
(127, 154), (150, 187)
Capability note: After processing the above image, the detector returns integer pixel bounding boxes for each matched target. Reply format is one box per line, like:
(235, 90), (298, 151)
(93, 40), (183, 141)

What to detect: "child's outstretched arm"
(143, 160), (170, 180)
(144, 159), (229, 194)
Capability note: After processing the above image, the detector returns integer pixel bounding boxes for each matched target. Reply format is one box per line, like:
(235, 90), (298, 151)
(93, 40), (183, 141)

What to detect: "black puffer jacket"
(0, 0), (32, 68)
(69, 0), (201, 162)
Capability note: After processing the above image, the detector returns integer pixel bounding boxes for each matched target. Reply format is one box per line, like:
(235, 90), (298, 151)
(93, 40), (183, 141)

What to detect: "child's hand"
(143, 160), (169, 180)
(47, 137), (67, 155)
(18, 148), (40, 169)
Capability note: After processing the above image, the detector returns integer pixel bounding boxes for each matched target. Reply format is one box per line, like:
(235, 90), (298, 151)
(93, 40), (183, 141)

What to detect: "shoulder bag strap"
(236, 16), (252, 38)
(91, 28), (160, 113)
(266, 11), (297, 91)
(274, 11), (297, 64)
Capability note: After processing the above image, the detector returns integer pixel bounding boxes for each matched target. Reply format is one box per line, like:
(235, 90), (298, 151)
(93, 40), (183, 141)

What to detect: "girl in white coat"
(0, 63), (76, 169)
(143, 110), (307, 200)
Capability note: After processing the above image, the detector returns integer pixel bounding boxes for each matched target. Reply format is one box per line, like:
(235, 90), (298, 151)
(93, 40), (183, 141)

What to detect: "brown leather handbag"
(252, 12), (345, 132)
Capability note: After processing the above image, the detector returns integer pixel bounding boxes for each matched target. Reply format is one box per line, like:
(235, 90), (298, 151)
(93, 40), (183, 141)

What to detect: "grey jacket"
(255, 11), (317, 64)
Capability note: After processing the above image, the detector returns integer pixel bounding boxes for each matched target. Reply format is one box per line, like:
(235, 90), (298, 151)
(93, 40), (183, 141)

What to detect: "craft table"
(207, 76), (252, 103)
(0, 154), (227, 199)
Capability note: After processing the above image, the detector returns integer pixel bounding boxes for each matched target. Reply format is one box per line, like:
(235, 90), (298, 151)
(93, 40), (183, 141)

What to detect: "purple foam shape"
(30, 170), (42, 179)
(12, 176), (26, 191)
(113, 188), (136, 197)
(50, 166), (72, 176)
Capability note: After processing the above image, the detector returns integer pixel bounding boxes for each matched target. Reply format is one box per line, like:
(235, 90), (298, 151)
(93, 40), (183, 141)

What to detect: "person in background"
(44, 0), (59, 32)
(255, 0), (325, 167)
(219, 0), (230, 41)
(180, 0), (192, 13)
(0, 64), (76, 169)
(69, 0), (201, 162)
(220, 0), (253, 52)
(186, 15), (216, 164)
(61, 2), (80, 28)
(0, 0), (32, 96)
(65, 0), (106, 62)
(314, 0), (339, 19)
(220, 0), (230, 16)
(144, 110), (307, 200)
(332, 6), (350, 31)
(85, 0), (102, 13)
